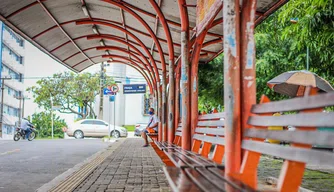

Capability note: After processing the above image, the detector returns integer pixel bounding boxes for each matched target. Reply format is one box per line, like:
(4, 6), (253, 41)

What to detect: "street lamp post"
(0, 77), (12, 138)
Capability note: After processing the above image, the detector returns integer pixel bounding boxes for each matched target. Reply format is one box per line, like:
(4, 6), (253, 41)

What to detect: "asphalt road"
(0, 139), (110, 192)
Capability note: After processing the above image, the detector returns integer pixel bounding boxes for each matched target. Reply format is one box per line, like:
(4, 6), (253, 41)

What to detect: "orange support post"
(178, 0), (191, 150)
(223, 0), (242, 175)
(174, 66), (181, 133)
(190, 34), (206, 139)
(241, 0), (257, 144)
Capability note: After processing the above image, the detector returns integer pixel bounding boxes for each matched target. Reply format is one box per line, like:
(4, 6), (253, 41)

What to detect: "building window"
(3, 124), (14, 135)
(2, 43), (24, 65)
(2, 64), (24, 82)
(3, 104), (20, 117)
(143, 94), (150, 115)
(4, 26), (24, 48)
(5, 86), (20, 97)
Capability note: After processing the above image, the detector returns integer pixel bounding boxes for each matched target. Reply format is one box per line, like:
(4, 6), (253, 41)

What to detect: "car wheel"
(111, 130), (120, 138)
(74, 130), (84, 139)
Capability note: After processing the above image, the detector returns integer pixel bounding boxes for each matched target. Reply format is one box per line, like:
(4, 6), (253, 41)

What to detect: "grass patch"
(123, 125), (135, 132)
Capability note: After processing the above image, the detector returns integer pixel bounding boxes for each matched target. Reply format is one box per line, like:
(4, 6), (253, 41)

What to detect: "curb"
(36, 139), (125, 192)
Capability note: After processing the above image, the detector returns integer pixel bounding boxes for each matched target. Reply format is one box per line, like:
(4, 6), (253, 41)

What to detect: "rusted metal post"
(190, 34), (206, 139)
(180, 31), (191, 150)
(162, 72), (167, 142)
(238, 0), (258, 186)
(168, 59), (175, 143)
(223, 0), (242, 174)
(174, 66), (181, 133)
(157, 85), (162, 142)
(178, 0), (191, 150)
(240, 0), (257, 132)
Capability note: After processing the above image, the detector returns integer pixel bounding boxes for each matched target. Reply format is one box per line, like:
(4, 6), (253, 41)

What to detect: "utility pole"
(14, 91), (23, 127)
(0, 77), (12, 138)
(50, 94), (54, 139)
(98, 62), (105, 119)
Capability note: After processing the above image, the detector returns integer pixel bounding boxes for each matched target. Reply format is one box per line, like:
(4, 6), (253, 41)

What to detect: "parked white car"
(66, 119), (127, 139)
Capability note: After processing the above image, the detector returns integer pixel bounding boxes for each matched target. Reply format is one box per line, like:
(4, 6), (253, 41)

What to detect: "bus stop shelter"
(0, 0), (288, 177)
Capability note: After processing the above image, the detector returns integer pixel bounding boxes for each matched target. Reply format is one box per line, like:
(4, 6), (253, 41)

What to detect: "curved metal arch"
(62, 45), (152, 78)
(75, 20), (161, 86)
(149, 0), (174, 61)
(74, 53), (154, 89)
(86, 34), (158, 84)
(108, 60), (154, 94)
(101, 0), (167, 76)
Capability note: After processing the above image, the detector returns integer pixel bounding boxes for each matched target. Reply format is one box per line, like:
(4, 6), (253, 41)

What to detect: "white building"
(90, 63), (151, 126)
(0, 22), (26, 139)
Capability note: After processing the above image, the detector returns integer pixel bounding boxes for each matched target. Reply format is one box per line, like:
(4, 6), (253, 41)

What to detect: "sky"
(23, 41), (145, 125)
(23, 41), (73, 123)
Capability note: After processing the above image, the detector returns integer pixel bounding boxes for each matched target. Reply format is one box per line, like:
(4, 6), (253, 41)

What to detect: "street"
(0, 139), (110, 192)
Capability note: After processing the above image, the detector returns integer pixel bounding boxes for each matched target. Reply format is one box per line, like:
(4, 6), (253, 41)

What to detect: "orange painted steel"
(178, 0), (191, 150)
(277, 88), (320, 192)
(241, 0), (257, 143)
(102, 1), (167, 142)
(190, 34), (206, 140)
(223, 0), (242, 175)
(239, 95), (271, 189)
(149, 0), (176, 143)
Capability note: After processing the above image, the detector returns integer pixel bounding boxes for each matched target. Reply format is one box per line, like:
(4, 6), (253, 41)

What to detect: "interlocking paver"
(74, 138), (171, 192)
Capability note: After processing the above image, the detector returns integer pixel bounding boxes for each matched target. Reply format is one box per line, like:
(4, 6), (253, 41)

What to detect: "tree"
(198, 54), (224, 113)
(27, 72), (114, 119)
(198, 0), (334, 106)
(30, 112), (67, 138)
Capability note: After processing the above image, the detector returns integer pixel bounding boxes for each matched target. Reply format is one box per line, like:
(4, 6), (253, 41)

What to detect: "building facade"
(0, 21), (25, 139)
(93, 63), (151, 126)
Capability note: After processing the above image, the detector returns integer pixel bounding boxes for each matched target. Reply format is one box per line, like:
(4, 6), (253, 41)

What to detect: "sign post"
(107, 83), (118, 138)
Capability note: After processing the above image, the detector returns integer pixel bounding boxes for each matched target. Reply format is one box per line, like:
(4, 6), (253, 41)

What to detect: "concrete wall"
(124, 94), (149, 125)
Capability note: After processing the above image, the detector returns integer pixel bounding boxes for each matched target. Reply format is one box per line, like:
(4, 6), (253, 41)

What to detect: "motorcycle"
(13, 126), (37, 141)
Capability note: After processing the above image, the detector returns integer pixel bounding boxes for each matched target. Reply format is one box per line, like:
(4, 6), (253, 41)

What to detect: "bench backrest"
(173, 122), (182, 145)
(191, 112), (225, 162)
(240, 92), (334, 190)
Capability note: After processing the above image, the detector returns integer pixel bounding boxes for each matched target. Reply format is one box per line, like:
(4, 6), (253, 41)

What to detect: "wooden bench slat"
(244, 129), (334, 146)
(165, 150), (195, 168)
(242, 140), (334, 167)
(193, 134), (225, 145)
(198, 112), (225, 120)
(183, 168), (225, 192)
(173, 148), (222, 168)
(248, 112), (334, 127)
(163, 167), (202, 192)
(251, 92), (334, 114)
(207, 167), (256, 190)
(197, 120), (225, 127)
(195, 128), (225, 136)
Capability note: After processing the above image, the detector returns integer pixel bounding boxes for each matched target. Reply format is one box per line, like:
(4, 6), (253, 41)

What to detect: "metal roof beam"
(36, 0), (95, 65)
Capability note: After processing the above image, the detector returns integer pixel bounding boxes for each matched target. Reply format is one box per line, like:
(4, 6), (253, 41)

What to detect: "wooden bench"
(238, 92), (334, 191)
(163, 92), (334, 191)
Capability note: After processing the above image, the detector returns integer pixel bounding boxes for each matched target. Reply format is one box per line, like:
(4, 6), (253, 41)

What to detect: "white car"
(66, 119), (127, 139)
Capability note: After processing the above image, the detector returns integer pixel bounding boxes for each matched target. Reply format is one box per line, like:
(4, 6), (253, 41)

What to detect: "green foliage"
(198, 55), (224, 113)
(27, 72), (114, 119)
(123, 125), (135, 132)
(198, 0), (334, 106)
(30, 112), (67, 138)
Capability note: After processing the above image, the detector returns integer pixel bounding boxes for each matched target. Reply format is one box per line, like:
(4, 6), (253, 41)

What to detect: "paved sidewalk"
(74, 138), (170, 192)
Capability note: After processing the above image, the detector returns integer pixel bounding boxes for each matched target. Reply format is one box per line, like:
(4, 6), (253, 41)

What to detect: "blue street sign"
(123, 84), (146, 94)
(109, 95), (115, 102)
(103, 88), (113, 95)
